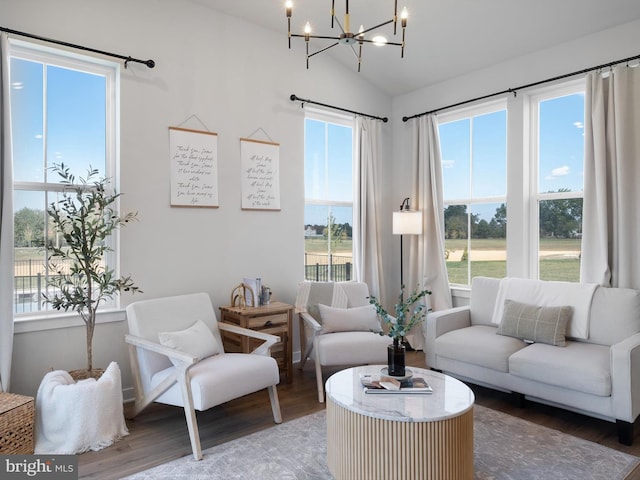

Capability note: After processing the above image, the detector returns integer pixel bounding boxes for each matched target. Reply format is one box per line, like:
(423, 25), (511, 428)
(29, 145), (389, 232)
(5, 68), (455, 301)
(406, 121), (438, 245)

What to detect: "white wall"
(3, 0), (393, 397)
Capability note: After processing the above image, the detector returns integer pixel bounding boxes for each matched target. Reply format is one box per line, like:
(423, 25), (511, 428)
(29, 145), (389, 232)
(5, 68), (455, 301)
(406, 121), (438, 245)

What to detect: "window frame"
(438, 98), (508, 286)
(9, 39), (122, 327)
(303, 107), (356, 282)
(528, 79), (585, 280)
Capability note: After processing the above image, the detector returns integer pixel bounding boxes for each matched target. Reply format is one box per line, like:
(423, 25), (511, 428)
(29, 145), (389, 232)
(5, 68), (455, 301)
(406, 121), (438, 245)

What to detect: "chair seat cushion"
(509, 341), (611, 396)
(151, 353), (279, 410)
(435, 325), (528, 372)
(315, 331), (392, 366)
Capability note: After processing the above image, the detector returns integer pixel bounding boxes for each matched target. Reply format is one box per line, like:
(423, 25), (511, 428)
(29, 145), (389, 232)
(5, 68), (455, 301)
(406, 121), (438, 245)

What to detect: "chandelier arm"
(359, 39), (403, 47)
(308, 42), (340, 58)
(291, 33), (341, 41)
(359, 19), (395, 36)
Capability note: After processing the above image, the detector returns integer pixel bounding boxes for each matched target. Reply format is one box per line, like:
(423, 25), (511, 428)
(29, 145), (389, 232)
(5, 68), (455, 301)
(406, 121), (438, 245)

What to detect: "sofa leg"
(617, 420), (634, 446)
(512, 392), (526, 408)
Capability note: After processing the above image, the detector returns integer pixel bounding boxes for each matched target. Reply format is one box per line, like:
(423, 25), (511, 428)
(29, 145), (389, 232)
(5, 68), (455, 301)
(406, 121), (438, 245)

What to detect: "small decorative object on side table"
(219, 302), (293, 383)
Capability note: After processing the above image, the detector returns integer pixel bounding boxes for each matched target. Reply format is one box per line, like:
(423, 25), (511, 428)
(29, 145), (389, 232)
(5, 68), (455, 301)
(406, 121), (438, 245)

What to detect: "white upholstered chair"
(125, 292), (282, 460)
(295, 281), (393, 402)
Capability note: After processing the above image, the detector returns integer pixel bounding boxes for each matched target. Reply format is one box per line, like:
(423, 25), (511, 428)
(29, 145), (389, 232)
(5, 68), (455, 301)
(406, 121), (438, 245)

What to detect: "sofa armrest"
(423, 306), (471, 368)
(611, 332), (640, 423)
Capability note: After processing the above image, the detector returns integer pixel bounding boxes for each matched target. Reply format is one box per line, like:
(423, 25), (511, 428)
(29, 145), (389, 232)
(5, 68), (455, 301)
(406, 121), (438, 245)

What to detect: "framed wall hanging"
(169, 126), (219, 207)
(240, 137), (281, 211)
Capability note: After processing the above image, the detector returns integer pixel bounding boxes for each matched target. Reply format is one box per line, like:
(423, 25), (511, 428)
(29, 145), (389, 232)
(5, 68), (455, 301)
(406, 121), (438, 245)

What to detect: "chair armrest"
(611, 332), (640, 422)
(299, 311), (322, 332)
(218, 322), (279, 356)
(125, 334), (198, 366)
(423, 306), (471, 368)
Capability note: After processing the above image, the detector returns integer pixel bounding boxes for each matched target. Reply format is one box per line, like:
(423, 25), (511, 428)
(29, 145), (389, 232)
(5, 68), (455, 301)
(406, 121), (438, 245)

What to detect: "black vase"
(387, 339), (406, 377)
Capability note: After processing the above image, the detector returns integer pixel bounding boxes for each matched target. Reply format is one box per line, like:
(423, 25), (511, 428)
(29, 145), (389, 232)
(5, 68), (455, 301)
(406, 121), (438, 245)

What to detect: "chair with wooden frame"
(125, 292), (282, 460)
(295, 281), (393, 402)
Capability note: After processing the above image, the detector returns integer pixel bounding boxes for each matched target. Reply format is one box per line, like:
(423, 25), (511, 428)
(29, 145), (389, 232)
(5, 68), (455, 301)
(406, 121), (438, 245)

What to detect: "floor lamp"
(392, 197), (423, 298)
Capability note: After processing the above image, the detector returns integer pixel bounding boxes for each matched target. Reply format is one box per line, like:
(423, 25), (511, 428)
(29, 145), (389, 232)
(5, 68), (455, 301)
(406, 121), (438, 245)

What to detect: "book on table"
(360, 374), (433, 394)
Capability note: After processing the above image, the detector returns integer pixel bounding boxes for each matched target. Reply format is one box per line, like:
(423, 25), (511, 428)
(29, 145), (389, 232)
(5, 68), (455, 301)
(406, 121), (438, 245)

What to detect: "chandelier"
(285, 0), (408, 72)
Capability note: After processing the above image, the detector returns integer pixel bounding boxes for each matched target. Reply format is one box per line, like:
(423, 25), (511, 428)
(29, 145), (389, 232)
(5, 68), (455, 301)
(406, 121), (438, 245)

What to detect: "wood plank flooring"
(78, 352), (640, 479)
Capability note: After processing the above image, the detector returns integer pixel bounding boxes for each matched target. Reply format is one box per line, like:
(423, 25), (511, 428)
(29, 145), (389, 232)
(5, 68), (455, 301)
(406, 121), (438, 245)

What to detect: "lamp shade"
(393, 210), (423, 235)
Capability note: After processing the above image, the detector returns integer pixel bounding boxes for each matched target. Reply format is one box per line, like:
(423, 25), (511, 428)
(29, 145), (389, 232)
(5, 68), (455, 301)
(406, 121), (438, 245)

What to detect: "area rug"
(123, 405), (639, 480)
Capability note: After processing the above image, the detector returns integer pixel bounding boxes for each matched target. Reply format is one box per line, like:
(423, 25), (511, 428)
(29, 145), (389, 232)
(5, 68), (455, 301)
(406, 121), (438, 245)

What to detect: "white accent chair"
(295, 281), (393, 402)
(125, 292), (282, 460)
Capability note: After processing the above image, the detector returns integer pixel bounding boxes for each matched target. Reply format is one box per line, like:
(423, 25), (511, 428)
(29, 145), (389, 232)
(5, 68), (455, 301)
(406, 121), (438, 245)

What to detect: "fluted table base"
(327, 396), (474, 480)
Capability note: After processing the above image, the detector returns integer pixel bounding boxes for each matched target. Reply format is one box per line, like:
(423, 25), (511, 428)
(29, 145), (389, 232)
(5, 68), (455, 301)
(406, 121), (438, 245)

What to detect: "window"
(437, 81), (585, 287)
(10, 41), (118, 315)
(531, 84), (584, 281)
(438, 101), (507, 286)
(304, 109), (354, 281)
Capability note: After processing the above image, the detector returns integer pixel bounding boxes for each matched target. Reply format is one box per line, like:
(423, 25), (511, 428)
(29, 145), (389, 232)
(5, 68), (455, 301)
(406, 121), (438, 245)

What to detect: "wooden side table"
(219, 302), (293, 383)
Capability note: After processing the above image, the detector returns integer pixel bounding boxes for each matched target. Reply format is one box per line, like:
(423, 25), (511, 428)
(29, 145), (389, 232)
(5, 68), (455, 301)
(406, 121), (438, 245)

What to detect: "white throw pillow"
(158, 319), (221, 366)
(318, 304), (382, 333)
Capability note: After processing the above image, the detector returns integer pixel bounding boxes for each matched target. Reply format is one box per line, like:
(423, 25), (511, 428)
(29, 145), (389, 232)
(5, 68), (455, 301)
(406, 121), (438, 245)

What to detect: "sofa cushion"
(158, 319), (221, 366)
(318, 304), (382, 333)
(315, 331), (392, 366)
(509, 342), (611, 397)
(496, 300), (571, 347)
(491, 278), (596, 340)
(588, 286), (640, 346)
(469, 277), (501, 326)
(435, 325), (528, 372)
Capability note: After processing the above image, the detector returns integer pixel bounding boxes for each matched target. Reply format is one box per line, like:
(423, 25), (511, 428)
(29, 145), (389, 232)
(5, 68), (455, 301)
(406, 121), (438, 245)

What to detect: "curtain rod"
(402, 52), (640, 122)
(290, 94), (388, 122)
(0, 26), (155, 69)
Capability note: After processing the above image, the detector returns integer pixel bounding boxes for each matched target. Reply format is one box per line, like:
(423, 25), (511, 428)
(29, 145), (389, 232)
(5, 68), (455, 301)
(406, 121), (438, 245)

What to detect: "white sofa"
(423, 276), (640, 445)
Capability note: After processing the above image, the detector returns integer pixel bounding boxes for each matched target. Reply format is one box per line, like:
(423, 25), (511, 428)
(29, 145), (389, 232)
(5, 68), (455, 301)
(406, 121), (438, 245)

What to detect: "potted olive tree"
(43, 163), (141, 380)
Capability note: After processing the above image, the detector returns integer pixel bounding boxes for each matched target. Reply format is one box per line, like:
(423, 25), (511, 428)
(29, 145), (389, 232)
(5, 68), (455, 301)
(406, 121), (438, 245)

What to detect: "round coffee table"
(325, 365), (475, 480)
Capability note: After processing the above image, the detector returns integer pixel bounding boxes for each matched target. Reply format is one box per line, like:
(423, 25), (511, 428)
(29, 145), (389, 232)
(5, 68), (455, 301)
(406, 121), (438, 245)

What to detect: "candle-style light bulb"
(285, 0), (293, 17)
(304, 21), (311, 36)
(401, 7), (408, 28)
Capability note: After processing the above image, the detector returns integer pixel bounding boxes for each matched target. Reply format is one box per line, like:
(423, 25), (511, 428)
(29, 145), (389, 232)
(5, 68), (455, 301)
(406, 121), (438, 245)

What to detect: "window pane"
(304, 204), (353, 282)
(472, 111), (506, 197)
(470, 203), (506, 279)
(14, 191), (47, 314)
(47, 65), (107, 179)
(444, 204), (469, 285)
(11, 58), (44, 182)
(304, 119), (327, 200)
(304, 120), (353, 202)
(538, 198), (582, 281)
(538, 93), (585, 194)
(440, 119), (470, 200)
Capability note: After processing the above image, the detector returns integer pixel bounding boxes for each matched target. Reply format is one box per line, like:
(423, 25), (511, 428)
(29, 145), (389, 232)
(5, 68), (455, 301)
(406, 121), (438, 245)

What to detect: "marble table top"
(325, 365), (475, 422)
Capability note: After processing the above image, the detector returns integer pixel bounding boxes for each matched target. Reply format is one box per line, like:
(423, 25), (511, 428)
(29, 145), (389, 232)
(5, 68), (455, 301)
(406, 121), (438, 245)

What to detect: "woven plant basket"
(69, 368), (105, 381)
(0, 392), (35, 454)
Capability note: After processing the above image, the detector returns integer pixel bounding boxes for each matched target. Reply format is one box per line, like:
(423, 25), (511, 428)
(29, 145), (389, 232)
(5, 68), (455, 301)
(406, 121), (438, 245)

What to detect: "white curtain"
(581, 65), (640, 288)
(0, 32), (14, 392)
(353, 117), (385, 299)
(405, 114), (452, 349)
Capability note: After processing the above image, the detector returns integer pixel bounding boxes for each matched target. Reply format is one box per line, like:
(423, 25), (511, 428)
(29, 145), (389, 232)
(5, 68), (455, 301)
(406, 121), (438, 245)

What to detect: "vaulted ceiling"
(197, 0), (640, 96)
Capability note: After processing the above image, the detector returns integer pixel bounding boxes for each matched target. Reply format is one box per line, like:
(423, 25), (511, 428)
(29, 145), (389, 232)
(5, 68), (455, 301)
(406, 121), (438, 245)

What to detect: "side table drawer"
(245, 313), (289, 329)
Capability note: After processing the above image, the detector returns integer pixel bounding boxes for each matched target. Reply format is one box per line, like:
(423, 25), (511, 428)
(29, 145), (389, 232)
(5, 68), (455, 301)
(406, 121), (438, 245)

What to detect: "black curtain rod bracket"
(290, 94), (388, 122)
(402, 52), (640, 122)
(0, 26), (155, 69)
